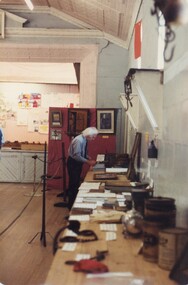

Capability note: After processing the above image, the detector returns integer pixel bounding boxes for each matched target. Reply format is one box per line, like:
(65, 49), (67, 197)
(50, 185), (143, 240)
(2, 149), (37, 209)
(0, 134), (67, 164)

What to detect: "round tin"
(158, 227), (188, 270)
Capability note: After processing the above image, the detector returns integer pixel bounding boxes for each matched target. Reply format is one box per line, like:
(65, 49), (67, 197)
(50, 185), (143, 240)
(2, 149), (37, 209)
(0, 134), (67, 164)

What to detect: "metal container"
(144, 197), (176, 227)
(132, 189), (150, 216)
(158, 227), (188, 270)
(142, 218), (165, 263)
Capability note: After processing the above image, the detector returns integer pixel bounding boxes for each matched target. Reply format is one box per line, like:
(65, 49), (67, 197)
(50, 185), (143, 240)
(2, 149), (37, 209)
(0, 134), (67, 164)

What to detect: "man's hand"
(87, 160), (97, 166)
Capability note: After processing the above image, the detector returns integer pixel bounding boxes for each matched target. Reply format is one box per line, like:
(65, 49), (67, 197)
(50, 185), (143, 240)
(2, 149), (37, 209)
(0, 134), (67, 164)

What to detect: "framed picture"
(50, 110), (62, 127)
(93, 173), (118, 180)
(97, 109), (115, 134)
(126, 132), (141, 181)
(68, 108), (90, 136)
(50, 129), (62, 140)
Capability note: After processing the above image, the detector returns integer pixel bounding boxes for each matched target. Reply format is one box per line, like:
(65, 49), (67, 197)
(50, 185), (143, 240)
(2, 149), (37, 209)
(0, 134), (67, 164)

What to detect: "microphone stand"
(28, 142), (53, 247)
(40, 141), (47, 246)
(32, 155), (38, 192)
(24, 155), (42, 197)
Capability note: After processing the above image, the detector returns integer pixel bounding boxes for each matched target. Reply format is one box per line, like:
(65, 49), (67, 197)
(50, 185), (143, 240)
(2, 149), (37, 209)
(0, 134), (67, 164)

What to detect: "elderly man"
(0, 128), (5, 149)
(67, 127), (99, 210)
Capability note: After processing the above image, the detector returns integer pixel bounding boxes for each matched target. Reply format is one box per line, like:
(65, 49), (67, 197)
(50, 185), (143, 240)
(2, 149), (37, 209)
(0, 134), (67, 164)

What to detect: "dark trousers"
(67, 156), (83, 210)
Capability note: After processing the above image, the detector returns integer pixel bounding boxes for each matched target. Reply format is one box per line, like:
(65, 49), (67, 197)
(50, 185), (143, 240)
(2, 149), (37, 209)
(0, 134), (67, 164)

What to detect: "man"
(0, 128), (5, 149)
(67, 127), (99, 210)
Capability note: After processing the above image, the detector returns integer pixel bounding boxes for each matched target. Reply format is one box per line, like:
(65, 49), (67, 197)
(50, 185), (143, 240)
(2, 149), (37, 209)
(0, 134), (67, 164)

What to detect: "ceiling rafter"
(0, 0), (142, 47)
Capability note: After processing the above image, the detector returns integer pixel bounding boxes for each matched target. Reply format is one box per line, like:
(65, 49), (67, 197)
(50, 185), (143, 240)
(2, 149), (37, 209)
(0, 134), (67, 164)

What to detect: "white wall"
(128, 0), (188, 227)
(0, 83), (79, 143)
(97, 40), (129, 108)
(80, 47), (98, 108)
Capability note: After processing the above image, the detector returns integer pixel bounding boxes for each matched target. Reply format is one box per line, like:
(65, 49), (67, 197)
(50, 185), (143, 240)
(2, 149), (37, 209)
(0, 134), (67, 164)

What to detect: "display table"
(44, 171), (178, 285)
(45, 222), (177, 285)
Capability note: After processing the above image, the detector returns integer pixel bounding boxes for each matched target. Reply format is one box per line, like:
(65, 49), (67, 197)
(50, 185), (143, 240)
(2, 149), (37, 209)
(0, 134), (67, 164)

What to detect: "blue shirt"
(0, 128), (4, 147)
(68, 134), (88, 163)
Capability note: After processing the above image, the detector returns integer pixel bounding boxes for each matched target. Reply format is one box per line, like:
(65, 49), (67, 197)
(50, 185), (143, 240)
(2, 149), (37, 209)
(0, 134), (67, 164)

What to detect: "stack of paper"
(79, 182), (101, 191)
(106, 168), (128, 173)
(96, 154), (105, 162)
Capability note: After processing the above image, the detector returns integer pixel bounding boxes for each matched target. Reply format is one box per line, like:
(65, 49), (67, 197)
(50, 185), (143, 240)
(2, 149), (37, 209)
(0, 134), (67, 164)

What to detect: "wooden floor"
(0, 183), (69, 285)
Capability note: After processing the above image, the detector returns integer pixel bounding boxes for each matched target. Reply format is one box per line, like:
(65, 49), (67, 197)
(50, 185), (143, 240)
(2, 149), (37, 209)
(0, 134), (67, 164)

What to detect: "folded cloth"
(90, 209), (125, 223)
(73, 259), (109, 273)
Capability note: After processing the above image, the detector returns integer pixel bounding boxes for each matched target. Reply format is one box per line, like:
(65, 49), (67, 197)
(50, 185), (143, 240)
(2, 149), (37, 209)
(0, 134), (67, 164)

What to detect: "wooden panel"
(0, 152), (20, 182)
(0, 150), (45, 183)
(0, 0), (142, 44)
(21, 152), (44, 183)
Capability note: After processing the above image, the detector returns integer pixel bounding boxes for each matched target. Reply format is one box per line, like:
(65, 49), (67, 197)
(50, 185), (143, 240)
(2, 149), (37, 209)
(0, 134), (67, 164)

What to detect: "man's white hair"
(82, 127), (99, 137)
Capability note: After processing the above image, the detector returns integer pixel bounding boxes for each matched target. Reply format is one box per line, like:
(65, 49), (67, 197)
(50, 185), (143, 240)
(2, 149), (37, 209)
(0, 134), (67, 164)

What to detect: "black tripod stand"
(28, 142), (53, 247)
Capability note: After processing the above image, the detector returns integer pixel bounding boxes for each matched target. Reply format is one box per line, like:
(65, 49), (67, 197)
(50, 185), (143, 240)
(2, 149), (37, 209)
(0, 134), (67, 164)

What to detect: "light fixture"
(25, 0), (34, 11)
(123, 69), (136, 111)
(152, 0), (188, 25)
(151, 0), (188, 62)
(178, 0), (188, 25)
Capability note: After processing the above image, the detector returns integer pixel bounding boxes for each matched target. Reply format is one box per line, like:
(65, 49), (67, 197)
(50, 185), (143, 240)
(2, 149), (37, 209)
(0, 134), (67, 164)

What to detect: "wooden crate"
(21, 144), (46, 151)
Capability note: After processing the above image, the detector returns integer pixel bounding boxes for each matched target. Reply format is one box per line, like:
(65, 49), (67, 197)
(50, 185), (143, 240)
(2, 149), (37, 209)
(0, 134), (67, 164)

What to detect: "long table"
(45, 171), (178, 285)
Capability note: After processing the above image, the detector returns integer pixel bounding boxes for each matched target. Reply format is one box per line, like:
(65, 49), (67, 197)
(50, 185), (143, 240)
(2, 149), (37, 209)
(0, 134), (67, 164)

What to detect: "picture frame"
(97, 109), (115, 134)
(93, 173), (118, 180)
(50, 110), (62, 127)
(50, 129), (62, 140)
(67, 108), (90, 136)
(126, 132), (141, 181)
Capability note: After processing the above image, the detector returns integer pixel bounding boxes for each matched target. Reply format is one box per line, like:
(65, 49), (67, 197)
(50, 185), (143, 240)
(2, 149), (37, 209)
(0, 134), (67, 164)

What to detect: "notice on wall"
(17, 109), (28, 125)
(27, 108), (49, 134)
(0, 82), (79, 142)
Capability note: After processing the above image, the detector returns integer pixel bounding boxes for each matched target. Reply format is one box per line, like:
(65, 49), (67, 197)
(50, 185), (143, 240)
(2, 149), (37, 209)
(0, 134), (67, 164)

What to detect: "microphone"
(32, 155), (38, 159)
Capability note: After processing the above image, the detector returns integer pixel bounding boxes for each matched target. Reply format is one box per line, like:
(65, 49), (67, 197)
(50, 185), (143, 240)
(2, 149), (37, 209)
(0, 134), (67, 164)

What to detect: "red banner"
(134, 20), (142, 59)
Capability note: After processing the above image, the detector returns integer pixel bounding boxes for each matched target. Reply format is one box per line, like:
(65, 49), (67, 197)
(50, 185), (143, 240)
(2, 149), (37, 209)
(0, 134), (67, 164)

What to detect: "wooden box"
(21, 143), (46, 151)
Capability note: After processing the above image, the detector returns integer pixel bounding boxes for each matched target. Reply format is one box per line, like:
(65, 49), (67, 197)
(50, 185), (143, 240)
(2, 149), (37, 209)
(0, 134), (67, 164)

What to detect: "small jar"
(122, 205), (143, 238)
